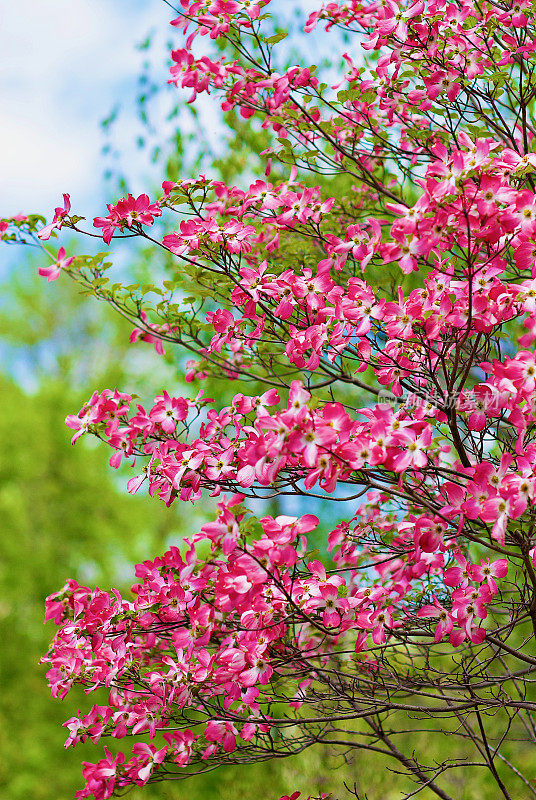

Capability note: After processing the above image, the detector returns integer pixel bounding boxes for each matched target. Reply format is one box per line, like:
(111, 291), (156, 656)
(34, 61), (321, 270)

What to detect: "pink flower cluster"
(43, 477), (509, 797)
(66, 381), (448, 504)
(94, 194), (162, 244)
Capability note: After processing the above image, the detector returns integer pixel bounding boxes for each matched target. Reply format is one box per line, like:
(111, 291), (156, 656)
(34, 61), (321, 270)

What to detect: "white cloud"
(0, 0), (168, 215)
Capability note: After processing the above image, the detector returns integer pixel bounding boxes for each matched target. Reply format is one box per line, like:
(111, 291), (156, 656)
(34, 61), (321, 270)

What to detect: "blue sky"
(0, 0), (172, 219)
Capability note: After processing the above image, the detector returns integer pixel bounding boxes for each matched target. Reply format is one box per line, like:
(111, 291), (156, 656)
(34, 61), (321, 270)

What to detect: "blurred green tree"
(0, 254), (197, 800)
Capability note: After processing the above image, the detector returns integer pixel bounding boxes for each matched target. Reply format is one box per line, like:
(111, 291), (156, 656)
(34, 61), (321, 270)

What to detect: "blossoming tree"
(5, 0), (536, 797)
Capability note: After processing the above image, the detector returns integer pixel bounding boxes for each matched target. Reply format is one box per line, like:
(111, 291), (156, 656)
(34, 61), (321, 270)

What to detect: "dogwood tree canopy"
(4, 1), (536, 798)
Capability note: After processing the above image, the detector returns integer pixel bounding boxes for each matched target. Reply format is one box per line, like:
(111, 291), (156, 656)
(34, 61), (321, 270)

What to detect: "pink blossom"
(38, 246), (75, 282)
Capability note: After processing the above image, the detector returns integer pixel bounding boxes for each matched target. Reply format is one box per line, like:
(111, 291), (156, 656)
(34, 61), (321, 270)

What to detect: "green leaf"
(264, 31), (288, 45)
